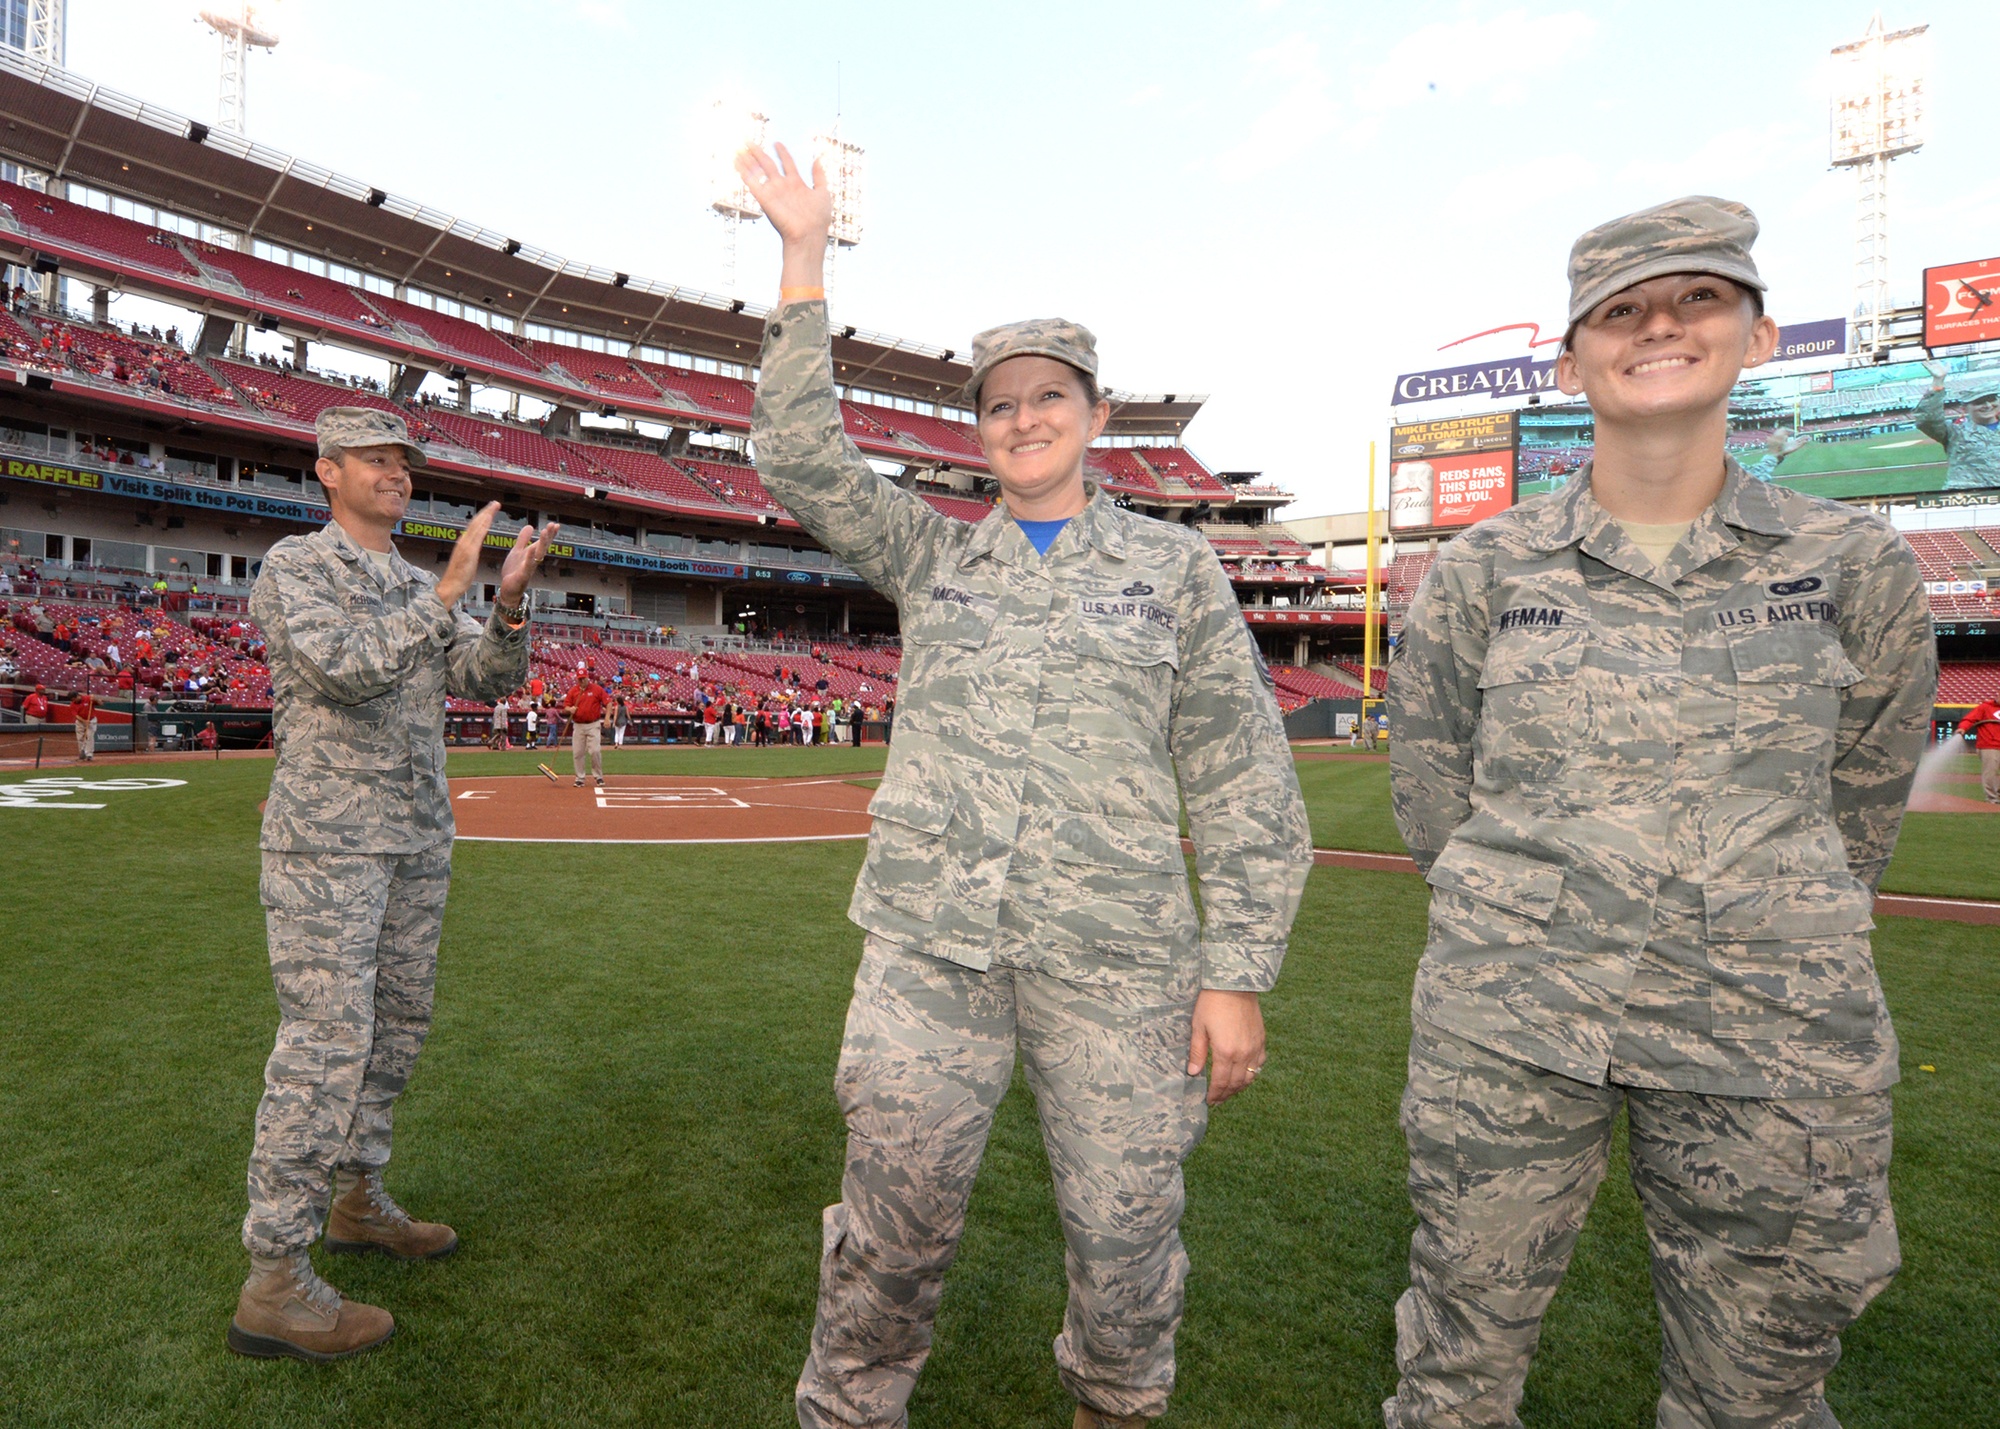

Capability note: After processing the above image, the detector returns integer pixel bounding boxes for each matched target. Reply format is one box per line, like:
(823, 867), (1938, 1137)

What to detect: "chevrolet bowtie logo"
(1122, 582), (1154, 597)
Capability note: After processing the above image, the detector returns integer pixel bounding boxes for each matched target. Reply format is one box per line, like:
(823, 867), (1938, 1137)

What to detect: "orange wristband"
(779, 286), (826, 302)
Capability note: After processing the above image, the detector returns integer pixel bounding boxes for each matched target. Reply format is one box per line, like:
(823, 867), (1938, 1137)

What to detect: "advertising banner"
(1387, 413), (1517, 534)
(1923, 258), (2000, 349)
(1772, 318), (1848, 362)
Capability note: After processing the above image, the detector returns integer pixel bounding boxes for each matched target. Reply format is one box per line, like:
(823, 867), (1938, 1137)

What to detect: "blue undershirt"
(1015, 517), (1072, 556)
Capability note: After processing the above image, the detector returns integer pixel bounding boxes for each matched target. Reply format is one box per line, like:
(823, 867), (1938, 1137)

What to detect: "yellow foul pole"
(1362, 441), (1379, 718)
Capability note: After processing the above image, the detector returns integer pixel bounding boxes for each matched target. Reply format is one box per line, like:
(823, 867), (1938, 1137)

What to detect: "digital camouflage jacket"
(752, 300), (1312, 991)
(1390, 462), (1935, 1096)
(252, 521), (528, 853)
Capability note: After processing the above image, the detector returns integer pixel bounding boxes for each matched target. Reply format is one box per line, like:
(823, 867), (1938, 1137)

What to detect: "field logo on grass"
(0, 776), (187, 810)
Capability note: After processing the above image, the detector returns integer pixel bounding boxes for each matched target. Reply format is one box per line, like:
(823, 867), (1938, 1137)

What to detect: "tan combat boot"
(1073, 1405), (1154, 1428)
(325, 1168), (459, 1260)
(227, 1251), (394, 1362)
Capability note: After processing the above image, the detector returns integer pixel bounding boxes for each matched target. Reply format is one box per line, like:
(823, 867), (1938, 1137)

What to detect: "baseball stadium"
(2, 8), (1998, 1428)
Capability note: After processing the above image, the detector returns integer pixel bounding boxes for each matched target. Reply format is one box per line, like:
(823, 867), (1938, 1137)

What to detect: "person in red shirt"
(22, 683), (50, 723)
(1958, 696), (2000, 804)
(71, 688), (97, 762)
(562, 674), (609, 786)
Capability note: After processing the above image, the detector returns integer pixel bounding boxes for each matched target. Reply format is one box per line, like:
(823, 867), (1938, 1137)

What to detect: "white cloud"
(1356, 9), (1598, 110)
(1212, 36), (1340, 176)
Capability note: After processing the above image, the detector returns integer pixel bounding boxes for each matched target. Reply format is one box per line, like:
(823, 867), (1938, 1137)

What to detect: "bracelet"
(494, 599), (528, 629)
(779, 286), (826, 302)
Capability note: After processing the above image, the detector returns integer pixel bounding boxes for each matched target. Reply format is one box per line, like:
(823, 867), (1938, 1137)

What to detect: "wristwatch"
(494, 598), (528, 629)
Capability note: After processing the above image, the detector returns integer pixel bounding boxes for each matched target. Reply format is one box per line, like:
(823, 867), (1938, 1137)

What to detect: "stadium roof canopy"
(0, 50), (1204, 436)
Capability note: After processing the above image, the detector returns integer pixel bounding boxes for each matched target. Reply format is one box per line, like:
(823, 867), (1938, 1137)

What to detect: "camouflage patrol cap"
(962, 317), (1099, 407)
(315, 406), (427, 468)
(1567, 195), (1766, 325)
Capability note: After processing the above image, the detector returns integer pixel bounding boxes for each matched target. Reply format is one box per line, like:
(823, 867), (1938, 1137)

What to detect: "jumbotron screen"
(1517, 350), (2000, 506)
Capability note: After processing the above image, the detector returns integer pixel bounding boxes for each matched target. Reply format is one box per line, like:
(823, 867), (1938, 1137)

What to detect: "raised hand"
(435, 501), (501, 608)
(497, 520), (561, 607)
(735, 142), (831, 292)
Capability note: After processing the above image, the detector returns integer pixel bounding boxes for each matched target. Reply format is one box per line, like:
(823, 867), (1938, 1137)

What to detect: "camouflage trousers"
(242, 845), (453, 1257)
(1385, 1020), (1898, 1429)
(796, 935), (1209, 1429)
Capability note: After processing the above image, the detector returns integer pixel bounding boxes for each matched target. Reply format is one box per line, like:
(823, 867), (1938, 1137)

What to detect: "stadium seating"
(1270, 664), (1361, 700)
(865, 406), (985, 460)
(365, 293), (546, 378)
(637, 359), (755, 419)
(1136, 447), (1229, 495)
(415, 406), (582, 479)
(1, 311), (229, 403)
(1332, 659), (1387, 693)
(1939, 662), (2000, 704)
(562, 440), (728, 507)
(521, 339), (667, 401)
(0, 180), (201, 279)
(918, 492), (995, 523)
(185, 240), (387, 330)
(214, 359), (408, 425)
(677, 457), (783, 511)
(1086, 448), (1159, 491)
(1905, 529), (1984, 580)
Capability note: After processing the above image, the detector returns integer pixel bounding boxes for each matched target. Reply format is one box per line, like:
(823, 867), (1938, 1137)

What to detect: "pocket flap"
(1476, 628), (1588, 689)
(1077, 620), (1180, 670)
(1425, 842), (1565, 923)
(866, 775), (956, 835)
(1051, 811), (1184, 871)
(1704, 874), (1875, 940)
(1726, 626), (1862, 687)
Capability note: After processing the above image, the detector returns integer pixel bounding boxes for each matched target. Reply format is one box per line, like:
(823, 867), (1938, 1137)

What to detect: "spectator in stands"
(1957, 694), (2000, 804)
(741, 141), (1311, 1429)
(1917, 376), (2000, 492)
(1387, 196), (1936, 1429)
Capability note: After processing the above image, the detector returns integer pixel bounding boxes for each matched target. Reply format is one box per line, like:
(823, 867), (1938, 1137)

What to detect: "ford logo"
(785, 571), (814, 584)
(1768, 577), (1823, 596)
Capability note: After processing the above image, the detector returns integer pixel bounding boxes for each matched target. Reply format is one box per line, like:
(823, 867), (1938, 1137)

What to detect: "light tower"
(707, 102), (771, 296)
(810, 129), (865, 309)
(25, 1), (66, 65)
(199, 3), (281, 135)
(1829, 14), (1929, 356)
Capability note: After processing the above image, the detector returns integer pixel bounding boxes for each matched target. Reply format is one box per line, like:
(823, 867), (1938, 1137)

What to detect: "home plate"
(449, 774), (876, 844)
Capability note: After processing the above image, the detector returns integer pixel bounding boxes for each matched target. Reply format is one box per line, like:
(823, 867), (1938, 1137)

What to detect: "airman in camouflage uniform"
(1915, 381), (2000, 491)
(1385, 198), (1936, 1427)
(230, 407), (552, 1362)
(739, 141), (1312, 1429)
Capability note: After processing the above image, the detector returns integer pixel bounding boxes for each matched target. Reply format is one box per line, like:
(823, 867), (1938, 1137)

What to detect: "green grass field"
(1, 748), (1995, 1426)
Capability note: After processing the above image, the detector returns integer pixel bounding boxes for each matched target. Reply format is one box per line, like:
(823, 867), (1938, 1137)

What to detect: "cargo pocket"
(1726, 625), (1861, 798)
(1760, 1095), (1898, 1339)
(1703, 874), (1876, 1040)
(1048, 810), (1194, 963)
(859, 774), (956, 921)
(253, 1042), (331, 1158)
(1423, 841), (1566, 969)
(1474, 627), (1588, 784)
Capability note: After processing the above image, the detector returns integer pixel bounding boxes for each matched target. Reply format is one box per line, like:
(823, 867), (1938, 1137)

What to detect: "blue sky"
(64, 1), (2000, 517)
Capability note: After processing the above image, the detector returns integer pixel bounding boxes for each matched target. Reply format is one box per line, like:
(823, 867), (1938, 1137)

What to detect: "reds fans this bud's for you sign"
(1387, 413), (1518, 535)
